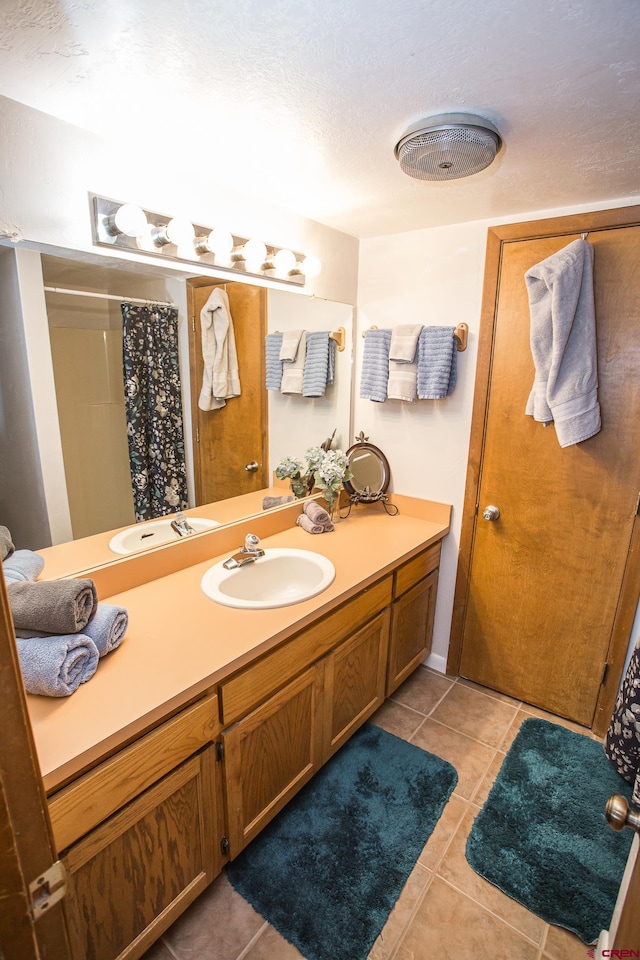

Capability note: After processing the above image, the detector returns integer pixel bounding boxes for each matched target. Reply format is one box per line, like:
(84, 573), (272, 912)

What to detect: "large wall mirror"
(0, 245), (354, 571)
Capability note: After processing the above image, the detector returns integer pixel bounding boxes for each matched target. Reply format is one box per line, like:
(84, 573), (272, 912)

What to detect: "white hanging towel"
(280, 330), (307, 394)
(198, 288), (241, 411)
(524, 238), (601, 448)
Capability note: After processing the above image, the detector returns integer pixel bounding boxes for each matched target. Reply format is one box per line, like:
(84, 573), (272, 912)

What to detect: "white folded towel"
(279, 329), (304, 362)
(281, 331), (307, 394)
(198, 288), (241, 411)
(389, 324), (423, 362)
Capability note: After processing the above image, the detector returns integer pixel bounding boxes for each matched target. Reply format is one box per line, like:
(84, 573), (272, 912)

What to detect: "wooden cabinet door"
(387, 571), (438, 696)
(222, 665), (324, 857)
(62, 749), (218, 960)
(187, 278), (268, 504)
(323, 610), (390, 760)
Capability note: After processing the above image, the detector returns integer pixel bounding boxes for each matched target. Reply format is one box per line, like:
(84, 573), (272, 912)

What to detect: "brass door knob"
(605, 794), (640, 834)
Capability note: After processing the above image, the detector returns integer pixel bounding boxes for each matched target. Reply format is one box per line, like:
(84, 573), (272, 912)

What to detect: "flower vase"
(290, 479), (308, 499)
(324, 490), (341, 525)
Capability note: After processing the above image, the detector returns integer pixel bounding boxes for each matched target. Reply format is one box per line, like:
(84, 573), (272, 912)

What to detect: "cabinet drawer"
(49, 692), (220, 852)
(220, 575), (393, 724)
(394, 543), (441, 598)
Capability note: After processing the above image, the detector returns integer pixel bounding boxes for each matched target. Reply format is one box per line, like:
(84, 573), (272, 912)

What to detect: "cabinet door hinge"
(636, 491), (640, 517)
(196, 425), (200, 444)
(215, 740), (224, 762)
(29, 860), (67, 920)
(220, 836), (230, 856)
(602, 661), (609, 685)
(192, 314), (196, 332)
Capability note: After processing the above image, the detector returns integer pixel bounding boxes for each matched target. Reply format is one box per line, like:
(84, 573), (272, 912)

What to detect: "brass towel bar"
(361, 323), (468, 352)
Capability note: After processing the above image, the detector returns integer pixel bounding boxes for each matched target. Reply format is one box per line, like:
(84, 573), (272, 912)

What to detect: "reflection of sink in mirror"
(201, 548), (335, 609)
(109, 518), (220, 555)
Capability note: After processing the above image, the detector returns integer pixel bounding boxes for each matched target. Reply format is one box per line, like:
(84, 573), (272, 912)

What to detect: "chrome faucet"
(170, 511), (196, 538)
(223, 533), (265, 569)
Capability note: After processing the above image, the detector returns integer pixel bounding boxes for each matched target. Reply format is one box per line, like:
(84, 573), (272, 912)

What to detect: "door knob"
(606, 794), (640, 834)
(245, 461), (259, 473)
(483, 505), (500, 521)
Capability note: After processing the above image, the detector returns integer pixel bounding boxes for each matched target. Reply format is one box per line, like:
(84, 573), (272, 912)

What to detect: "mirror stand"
(341, 432), (398, 518)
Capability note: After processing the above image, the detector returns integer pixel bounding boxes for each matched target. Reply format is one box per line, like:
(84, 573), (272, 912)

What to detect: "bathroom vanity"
(27, 495), (450, 960)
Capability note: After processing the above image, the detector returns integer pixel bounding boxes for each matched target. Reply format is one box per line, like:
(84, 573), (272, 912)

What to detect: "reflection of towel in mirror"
(279, 329), (304, 361)
(281, 331), (307, 394)
(303, 332), (335, 397)
(265, 333), (284, 390)
(417, 326), (458, 399)
(524, 238), (600, 448)
(16, 634), (99, 697)
(360, 329), (392, 402)
(262, 495), (295, 510)
(198, 288), (241, 411)
(2, 549), (45, 585)
(0, 525), (15, 560)
(8, 577), (98, 634)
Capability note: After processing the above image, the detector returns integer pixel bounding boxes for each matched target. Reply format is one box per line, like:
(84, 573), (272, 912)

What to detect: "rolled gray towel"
(8, 578), (98, 634)
(303, 500), (334, 531)
(83, 603), (128, 657)
(16, 634), (99, 697)
(2, 549), (45, 585)
(0, 525), (15, 561)
(262, 495), (295, 510)
(296, 514), (324, 534)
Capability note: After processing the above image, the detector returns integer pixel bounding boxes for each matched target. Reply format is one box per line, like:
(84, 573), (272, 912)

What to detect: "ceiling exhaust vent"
(394, 113), (502, 181)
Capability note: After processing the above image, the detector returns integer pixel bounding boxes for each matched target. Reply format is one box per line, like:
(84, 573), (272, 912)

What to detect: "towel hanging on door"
(198, 288), (241, 411)
(524, 237), (601, 448)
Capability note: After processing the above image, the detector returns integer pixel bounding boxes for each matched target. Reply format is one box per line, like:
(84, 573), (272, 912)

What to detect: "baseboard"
(424, 652), (447, 674)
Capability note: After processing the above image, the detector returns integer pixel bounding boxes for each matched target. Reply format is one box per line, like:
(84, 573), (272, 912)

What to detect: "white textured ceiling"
(1, 0), (639, 238)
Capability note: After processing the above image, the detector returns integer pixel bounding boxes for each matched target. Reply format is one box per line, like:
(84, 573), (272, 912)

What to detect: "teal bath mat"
(466, 717), (633, 943)
(227, 722), (458, 960)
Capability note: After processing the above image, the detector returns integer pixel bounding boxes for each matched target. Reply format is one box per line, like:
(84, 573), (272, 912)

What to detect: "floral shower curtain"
(121, 303), (189, 521)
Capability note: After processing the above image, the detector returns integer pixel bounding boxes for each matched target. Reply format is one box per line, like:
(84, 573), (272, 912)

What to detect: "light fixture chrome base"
(394, 112), (502, 181)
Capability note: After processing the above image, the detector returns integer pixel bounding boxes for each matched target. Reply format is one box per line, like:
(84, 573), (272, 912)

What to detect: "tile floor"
(142, 668), (603, 960)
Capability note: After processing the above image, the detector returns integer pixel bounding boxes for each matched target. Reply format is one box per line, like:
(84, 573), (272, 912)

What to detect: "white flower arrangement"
(275, 447), (352, 506)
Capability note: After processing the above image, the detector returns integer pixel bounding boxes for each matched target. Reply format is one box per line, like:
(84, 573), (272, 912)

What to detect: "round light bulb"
(114, 204), (147, 237)
(243, 239), (267, 269)
(166, 217), (195, 248)
(207, 228), (234, 258)
(301, 255), (322, 279)
(273, 248), (297, 274)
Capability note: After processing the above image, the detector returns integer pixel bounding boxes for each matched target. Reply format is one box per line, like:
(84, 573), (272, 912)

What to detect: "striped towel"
(417, 326), (458, 399)
(265, 333), (284, 391)
(360, 329), (392, 402)
(303, 332), (334, 397)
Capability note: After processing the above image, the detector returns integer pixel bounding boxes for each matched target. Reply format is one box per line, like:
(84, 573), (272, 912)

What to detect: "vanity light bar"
(90, 195), (321, 289)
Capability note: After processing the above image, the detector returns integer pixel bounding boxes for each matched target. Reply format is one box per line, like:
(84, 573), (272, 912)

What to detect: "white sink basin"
(109, 517), (220, 555)
(201, 548), (335, 609)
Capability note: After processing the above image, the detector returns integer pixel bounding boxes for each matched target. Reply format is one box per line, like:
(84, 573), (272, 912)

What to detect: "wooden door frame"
(0, 575), (72, 958)
(447, 204), (640, 737)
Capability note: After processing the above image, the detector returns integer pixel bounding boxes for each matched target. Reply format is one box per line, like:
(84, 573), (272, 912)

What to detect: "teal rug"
(227, 722), (457, 960)
(466, 717), (633, 944)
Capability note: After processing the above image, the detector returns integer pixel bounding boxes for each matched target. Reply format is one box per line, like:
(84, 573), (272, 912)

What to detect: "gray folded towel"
(8, 578), (98, 634)
(16, 634), (99, 697)
(303, 332), (332, 397)
(262, 495), (295, 510)
(265, 333), (284, 391)
(360, 329), (392, 402)
(304, 500), (334, 531)
(296, 514), (324, 534)
(2, 549), (45, 585)
(82, 603), (128, 657)
(0, 525), (15, 561)
(281, 331), (307, 394)
(417, 326), (458, 399)
(389, 324), (423, 362)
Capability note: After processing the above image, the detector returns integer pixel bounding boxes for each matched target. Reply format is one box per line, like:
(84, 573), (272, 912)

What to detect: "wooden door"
(451, 208), (640, 728)
(0, 577), (73, 959)
(187, 279), (268, 504)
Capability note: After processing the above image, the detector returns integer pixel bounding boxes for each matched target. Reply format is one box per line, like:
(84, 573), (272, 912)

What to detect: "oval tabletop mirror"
(343, 432), (397, 514)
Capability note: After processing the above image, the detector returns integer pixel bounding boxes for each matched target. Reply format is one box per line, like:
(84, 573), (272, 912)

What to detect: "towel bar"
(362, 324), (468, 352)
(329, 327), (346, 352)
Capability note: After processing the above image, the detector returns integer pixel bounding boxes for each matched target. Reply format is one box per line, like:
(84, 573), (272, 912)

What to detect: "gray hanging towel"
(265, 332), (284, 390)
(524, 238), (601, 448)
(416, 326), (457, 399)
(360, 329), (392, 402)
